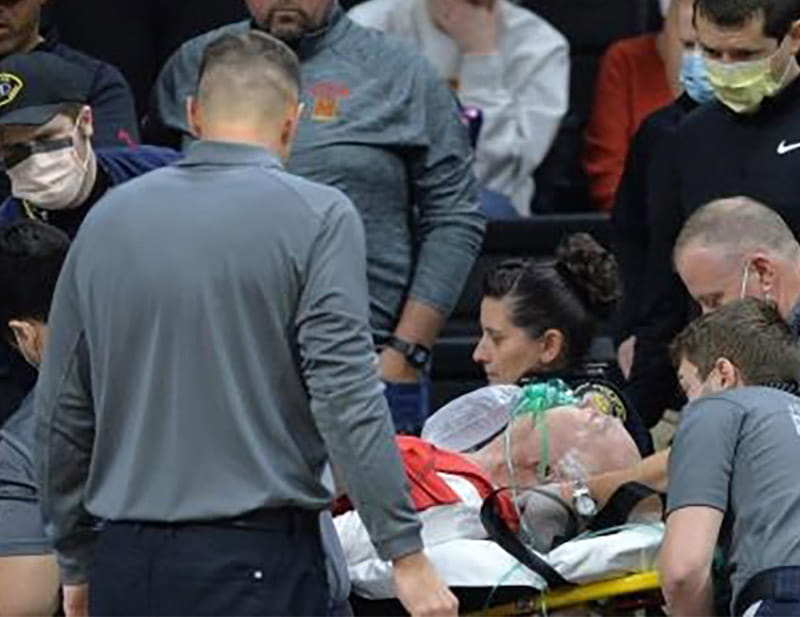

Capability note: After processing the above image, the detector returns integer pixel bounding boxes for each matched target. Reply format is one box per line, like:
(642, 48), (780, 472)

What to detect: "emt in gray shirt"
(37, 31), (457, 616)
(659, 299), (800, 617)
(150, 0), (486, 434)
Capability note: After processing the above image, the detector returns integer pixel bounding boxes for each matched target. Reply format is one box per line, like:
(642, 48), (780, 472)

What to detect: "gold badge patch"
(0, 73), (23, 108)
(574, 382), (628, 421)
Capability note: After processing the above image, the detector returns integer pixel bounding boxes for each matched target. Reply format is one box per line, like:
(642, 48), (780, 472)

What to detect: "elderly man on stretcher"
(333, 379), (664, 602)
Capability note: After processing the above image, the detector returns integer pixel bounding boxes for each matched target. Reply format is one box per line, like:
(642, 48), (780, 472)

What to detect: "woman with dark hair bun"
(473, 233), (652, 454)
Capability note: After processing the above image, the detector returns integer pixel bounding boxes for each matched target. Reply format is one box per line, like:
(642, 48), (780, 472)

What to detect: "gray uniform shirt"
(152, 6), (485, 339)
(0, 393), (50, 557)
(667, 387), (800, 610)
(35, 141), (422, 584)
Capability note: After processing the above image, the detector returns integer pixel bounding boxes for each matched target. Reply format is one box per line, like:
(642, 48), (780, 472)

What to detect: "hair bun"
(555, 233), (621, 319)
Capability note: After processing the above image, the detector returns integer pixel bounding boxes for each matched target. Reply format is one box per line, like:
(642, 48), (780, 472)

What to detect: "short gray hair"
(674, 196), (800, 263)
(196, 31), (301, 120)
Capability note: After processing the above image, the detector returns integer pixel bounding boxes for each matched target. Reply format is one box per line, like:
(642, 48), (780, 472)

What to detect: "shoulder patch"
(0, 73), (23, 108)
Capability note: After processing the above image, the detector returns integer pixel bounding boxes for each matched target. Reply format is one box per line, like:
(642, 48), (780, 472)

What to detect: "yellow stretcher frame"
(474, 571), (661, 616)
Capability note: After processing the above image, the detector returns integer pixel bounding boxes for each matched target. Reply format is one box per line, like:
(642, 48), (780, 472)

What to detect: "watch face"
(412, 349), (428, 366)
(576, 495), (597, 518)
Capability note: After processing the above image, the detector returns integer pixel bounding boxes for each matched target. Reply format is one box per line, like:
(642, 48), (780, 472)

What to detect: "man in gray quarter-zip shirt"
(37, 31), (457, 617)
(148, 0), (486, 435)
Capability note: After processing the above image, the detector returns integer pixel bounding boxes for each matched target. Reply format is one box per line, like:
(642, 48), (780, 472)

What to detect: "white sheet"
(342, 525), (664, 600)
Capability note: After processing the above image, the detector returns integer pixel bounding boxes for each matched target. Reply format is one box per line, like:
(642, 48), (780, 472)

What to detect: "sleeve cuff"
(459, 53), (504, 98)
(374, 526), (424, 562)
(0, 538), (52, 557)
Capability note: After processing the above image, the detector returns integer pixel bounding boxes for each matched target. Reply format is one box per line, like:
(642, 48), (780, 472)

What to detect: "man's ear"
(8, 319), (34, 350)
(186, 96), (201, 138)
(715, 357), (741, 390)
(751, 254), (778, 297)
(788, 19), (800, 55)
(279, 100), (303, 160)
(539, 328), (565, 367)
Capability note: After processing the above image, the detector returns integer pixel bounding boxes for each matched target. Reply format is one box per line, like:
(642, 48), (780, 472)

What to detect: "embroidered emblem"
(308, 81), (349, 122)
(0, 73), (23, 108)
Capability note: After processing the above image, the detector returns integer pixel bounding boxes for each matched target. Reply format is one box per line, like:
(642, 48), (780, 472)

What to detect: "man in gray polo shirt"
(148, 0), (486, 435)
(37, 31), (456, 616)
(659, 299), (800, 616)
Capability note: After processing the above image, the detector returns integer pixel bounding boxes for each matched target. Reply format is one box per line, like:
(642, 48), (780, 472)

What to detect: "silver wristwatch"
(571, 481), (598, 519)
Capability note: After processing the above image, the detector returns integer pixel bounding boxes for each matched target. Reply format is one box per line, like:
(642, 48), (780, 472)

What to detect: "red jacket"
(336, 436), (518, 528)
(584, 34), (673, 211)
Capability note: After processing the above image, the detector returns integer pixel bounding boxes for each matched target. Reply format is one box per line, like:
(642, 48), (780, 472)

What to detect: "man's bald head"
(190, 31), (302, 150)
(674, 197), (800, 316)
(675, 196), (800, 263)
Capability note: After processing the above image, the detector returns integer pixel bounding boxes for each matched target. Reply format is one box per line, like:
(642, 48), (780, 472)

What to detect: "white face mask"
(6, 127), (91, 210)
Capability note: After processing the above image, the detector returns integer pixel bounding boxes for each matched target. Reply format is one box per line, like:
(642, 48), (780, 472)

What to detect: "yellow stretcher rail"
(474, 571), (661, 616)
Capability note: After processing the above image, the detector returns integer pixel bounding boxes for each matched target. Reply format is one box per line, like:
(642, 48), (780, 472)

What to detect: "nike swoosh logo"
(778, 140), (800, 155)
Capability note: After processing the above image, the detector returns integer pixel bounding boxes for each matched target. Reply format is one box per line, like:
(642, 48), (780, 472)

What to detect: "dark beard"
(260, 7), (315, 47)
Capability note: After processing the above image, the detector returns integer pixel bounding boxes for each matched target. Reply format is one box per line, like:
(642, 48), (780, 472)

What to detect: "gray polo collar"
(177, 140), (283, 169)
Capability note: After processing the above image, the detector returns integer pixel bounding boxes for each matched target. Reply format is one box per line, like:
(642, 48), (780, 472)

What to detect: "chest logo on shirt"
(0, 73), (23, 108)
(777, 140), (800, 155)
(307, 81), (350, 123)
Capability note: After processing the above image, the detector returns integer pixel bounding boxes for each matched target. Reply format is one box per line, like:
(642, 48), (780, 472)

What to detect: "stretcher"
(344, 521), (664, 615)
(475, 571), (662, 616)
(345, 383), (666, 615)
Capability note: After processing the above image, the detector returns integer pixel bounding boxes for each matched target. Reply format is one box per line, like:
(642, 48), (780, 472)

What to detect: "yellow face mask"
(705, 44), (792, 114)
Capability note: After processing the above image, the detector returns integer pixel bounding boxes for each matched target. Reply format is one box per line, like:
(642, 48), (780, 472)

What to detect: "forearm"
(0, 555), (60, 617)
(392, 298), (446, 348)
(588, 449), (669, 506)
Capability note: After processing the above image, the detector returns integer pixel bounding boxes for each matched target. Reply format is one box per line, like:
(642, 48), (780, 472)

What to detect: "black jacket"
(612, 94), (698, 427)
(630, 76), (800, 427)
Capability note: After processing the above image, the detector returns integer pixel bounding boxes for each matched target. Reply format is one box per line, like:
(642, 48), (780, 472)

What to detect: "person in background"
(612, 0), (711, 416)
(348, 0), (569, 216)
(661, 299), (800, 617)
(0, 0), (138, 148)
(584, 0), (685, 211)
(473, 233), (652, 454)
(149, 0), (486, 436)
(0, 51), (178, 427)
(0, 52), (178, 238)
(0, 221), (67, 617)
(38, 31), (456, 617)
(627, 0), (800, 430)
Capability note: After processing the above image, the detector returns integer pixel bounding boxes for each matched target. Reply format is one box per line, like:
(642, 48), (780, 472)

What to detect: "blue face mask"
(680, 51), (715, 104)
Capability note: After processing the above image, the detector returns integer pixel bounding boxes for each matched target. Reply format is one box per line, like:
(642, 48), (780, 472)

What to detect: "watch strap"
(386, 336), (431, 369)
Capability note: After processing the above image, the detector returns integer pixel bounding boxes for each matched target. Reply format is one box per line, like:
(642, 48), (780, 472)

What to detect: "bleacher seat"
(431, 214), (613, 409)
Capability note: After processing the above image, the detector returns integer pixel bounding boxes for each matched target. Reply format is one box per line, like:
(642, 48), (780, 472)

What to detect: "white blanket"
(338, 515), (664, 600)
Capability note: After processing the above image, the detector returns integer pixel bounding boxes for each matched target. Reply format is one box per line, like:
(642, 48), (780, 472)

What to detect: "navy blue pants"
(89, 513), (328, 616)
(384, 377), (431, 435)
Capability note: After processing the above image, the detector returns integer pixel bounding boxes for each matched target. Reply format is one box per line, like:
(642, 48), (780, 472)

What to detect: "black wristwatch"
(386, 336), (431, 370)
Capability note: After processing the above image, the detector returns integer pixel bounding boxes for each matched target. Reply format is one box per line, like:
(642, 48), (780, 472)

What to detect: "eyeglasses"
(1, 137), (73, 170)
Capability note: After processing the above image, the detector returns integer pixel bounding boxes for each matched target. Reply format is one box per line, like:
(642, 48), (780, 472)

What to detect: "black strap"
(587, 482), (664, 533)
(734, 566), (800, 616)
(480, 488), (574, 590)
(526, 488), (580, 547)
